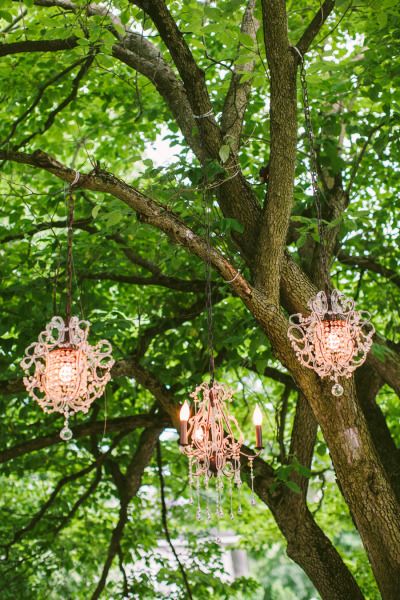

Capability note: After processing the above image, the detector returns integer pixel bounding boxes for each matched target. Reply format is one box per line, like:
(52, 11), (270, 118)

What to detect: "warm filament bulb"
(180, 400), (190, 422)
(326, 331), (341, 352)
(59, 364), (74, 383)
(194, 427), (204, 441)
(253, 404), (263, 426)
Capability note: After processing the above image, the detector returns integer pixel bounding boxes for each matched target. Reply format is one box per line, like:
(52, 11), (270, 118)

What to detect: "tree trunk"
(356, 365), (400, 502)
(254, 466), (365, 600)
(304, 379), (400, 600)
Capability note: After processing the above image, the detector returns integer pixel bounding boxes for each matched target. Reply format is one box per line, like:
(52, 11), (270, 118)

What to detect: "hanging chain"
(298, 54), (331, 292)
(65, 189), (74, 326)
(203, 183), (215, 383)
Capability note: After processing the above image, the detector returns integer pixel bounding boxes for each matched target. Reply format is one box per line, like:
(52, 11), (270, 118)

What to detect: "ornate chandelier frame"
(180, 381), (262, 520)
(287, 48), (375, 394)
(20, 178), (114, 439)
(288, 289), (374, 395)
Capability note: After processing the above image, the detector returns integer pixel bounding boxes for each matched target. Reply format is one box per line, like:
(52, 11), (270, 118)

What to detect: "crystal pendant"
(60, 426), (73, 441)
(332, 383), (344, 397)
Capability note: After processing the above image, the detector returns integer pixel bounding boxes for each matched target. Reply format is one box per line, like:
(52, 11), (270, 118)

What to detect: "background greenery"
(0, 0), (399, 597)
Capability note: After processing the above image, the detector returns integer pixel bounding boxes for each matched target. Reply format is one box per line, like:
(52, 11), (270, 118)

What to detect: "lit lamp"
(179, 381), (264, 520)
(288, 290), (374, 396)
(21, 316), (114, 439)
(253, 404), (263, 449)
(179, 400), (190, 445)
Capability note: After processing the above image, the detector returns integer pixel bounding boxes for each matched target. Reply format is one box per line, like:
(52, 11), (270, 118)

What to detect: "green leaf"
(316, 442), (327, 456)
(284, 480), (302, 494)
(92, 205), (101, 219)
(219, 144), (230, 164)
(377, 11), (388, 28)
(106, 211), (124, 227)
(0, 10), (13, 22)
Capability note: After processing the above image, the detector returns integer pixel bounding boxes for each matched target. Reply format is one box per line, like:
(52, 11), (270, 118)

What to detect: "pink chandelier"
(288, 289), (374, 396)
(179, 381), (263, 520)
(20, 182), (114, 439)
(21, 316), (114, 439)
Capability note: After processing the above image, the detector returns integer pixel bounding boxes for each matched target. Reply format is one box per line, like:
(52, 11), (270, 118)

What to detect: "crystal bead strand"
(60, 408), (73, 441)
(196, 477), (201, 521)
(205, 474), (211, 521)
(229, 478), (234, 520)
(216, 472), (224, 518)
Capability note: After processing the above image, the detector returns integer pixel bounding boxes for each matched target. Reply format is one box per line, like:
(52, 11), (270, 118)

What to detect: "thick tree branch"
(0, 414), (168, 464)
(221, 0), (259, 153)
(338, 251), (400, 288)
(256, 0), (297, 302)
(294, 0), (336, 59)
(133, 0), (221, 159)
(0, 149), (252, 300)
(288, 393), (318, 497)
(0, 37), (77, 56)
(80, 270), (206, 293)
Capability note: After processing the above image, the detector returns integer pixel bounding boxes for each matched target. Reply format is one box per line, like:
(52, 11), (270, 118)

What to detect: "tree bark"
(305, 379), (400, 600)
(253, 459), (365, 600)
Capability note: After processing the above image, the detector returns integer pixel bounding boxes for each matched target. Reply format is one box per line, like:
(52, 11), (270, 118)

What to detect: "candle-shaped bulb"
(180, 400), (190, 422)
(194, 427), (204, 442)
(179, 400), (190, 446)
(253, 404), (263, 426)
(253, 405), (263, 449)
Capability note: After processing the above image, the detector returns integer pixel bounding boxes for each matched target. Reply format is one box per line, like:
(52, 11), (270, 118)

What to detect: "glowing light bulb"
(194, 427), (204, 441)
(180, 400), (190, 422)
(253, 404), (263, 426)
(59, 364), (74, 383)
(326, 331), (341, 352)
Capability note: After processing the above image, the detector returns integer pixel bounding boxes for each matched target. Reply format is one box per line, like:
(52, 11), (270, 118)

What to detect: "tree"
(0, 0), (399, 598)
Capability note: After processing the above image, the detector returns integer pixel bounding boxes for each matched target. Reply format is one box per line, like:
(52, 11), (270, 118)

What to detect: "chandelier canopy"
(180, 381), (262, 520)
(21, 316), (114, 439)
(288, 289), (374, 396)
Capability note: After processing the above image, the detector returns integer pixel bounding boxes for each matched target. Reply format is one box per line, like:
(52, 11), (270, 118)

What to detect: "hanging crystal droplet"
(332, 383), (344, 397)
(60, 426), (73, 441)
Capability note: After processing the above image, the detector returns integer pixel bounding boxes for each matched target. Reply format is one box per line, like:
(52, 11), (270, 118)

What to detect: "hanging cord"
(294, 46), (331, 293)
(65, 171), (80, 330)
(65, 190), (74, 327)
(203, 182), (215, 384)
